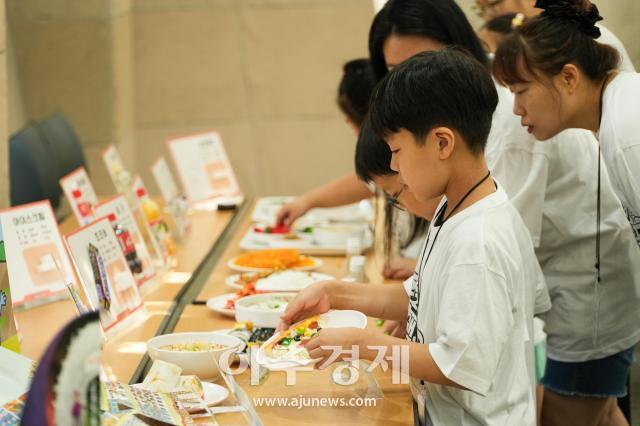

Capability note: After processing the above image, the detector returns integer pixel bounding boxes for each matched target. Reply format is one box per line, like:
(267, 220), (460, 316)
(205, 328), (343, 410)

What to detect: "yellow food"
(160, 342), (227, 352)
(234, 249), (314, 270)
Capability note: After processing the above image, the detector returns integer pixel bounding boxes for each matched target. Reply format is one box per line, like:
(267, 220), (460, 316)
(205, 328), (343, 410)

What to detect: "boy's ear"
(432, 127), (455, 160)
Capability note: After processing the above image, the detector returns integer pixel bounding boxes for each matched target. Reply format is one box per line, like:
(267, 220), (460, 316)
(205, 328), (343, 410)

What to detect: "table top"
(15, 198), (413, 425)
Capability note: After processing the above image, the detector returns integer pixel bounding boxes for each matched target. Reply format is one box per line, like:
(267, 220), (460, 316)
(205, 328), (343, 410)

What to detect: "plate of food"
(227, 249), (322, 272)
(206, 275), (272, 316)
(206, 293), (240, 317)
(256, 310), (368, 370)
(225, 270), (335, 292)
(239, 223), (374, 255)
(251, 197), (374, 227)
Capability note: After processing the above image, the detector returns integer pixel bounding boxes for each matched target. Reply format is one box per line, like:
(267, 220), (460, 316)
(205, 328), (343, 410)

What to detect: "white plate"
(256, 310), (368, 370)
(226, 255), (323, 273)
(205, 293), (237, 317)
(251, 197), (373, 227)
(202, 382), (229, 406)
(239, 227), (374, 255)
(225, 271), (335, 291)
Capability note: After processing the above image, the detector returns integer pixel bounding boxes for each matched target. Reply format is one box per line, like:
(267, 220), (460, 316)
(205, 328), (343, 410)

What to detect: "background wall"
(0, 0), (7, 209)
(4, 0), (640, 200)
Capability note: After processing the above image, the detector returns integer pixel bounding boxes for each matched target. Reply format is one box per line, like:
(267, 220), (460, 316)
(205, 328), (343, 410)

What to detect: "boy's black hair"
(354, 119), (429, 262)
(337, 59), (377, 127)
(369, 48), (498, 155)
(368, 0), (489, 81)
(354, 119), (392, 184)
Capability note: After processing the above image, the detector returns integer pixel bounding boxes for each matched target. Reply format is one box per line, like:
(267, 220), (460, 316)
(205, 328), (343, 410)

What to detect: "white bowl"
(146, 332), (243, 379)
(234, 293), (296, 328)
(313, 224), (365, 247)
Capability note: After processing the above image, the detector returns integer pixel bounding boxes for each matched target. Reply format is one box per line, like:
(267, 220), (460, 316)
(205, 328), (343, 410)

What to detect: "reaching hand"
(304, 327), (368, 368)
(382, 319), (407, 338)
(275, 198), (311, 227)
(277, 281), (333, 332)
(383, 257), (417, 280)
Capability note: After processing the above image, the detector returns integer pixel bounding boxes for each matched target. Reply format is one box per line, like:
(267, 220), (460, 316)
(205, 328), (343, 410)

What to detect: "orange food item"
(224, 281), (266, 310)
(234, 249), (312, 270)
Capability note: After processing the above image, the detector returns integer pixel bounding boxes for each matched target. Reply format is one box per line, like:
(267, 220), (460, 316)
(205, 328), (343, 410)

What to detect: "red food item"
(224, 281), (269, 310)
(254, 224), (291, 234)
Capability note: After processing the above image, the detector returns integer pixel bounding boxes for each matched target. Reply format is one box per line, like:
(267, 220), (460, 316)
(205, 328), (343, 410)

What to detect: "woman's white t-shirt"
(597, 24), (635, 73)
(404, 186), (536, 426)
(600, 71), (640, 242)
(487, 83), (640, 362)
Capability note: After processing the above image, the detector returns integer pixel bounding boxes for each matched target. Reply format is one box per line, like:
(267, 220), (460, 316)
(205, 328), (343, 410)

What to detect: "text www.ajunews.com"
(253, 396), (377, 410)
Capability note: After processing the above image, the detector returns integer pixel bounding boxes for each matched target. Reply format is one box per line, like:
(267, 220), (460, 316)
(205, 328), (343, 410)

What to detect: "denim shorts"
(542, 346), (636, 398)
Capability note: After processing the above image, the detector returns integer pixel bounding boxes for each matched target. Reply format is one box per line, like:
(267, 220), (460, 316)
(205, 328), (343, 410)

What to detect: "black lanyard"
(414, 171), (493, 313)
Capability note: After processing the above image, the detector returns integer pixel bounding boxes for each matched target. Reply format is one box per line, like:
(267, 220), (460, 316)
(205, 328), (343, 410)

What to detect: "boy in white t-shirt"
(278, 48), (540, 426)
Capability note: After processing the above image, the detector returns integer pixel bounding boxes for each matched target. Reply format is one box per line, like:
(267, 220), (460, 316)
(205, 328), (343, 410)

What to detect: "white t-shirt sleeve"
(489, 149), (549, 247)
(533, 259), (551, 316)
(597, 25), (636, 73)
(403, 275), (415, 295)
(428, 263), (515, 396)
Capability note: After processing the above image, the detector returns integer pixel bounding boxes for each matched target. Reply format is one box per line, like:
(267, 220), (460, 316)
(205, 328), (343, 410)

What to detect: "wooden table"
(16, 199), (413, 425)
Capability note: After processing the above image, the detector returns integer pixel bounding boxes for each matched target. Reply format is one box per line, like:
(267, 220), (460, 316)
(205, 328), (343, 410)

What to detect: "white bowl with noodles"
(234, 293), (296, 328)
(146, 332), (244, 379)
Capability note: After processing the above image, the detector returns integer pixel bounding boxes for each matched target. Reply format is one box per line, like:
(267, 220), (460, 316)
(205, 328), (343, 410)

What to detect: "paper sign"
(0, 226), (19, 353)
(167, 131), (241, 203)
(132, 176), (175, 264)
(0, 267), (19, 353)
(64, 218), (145, 335)
(60, 167), (99, 226)
(0, 347), (35, 405)
(0, 201), (73, 308)
(94, 195), (157, 289)
(101, 381), (198, 425)
(102, 145), (137, 210)
(151, 157), (190, 240)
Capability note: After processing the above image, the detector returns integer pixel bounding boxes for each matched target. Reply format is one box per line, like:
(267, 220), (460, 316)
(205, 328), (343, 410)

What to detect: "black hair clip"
(535, 0), (603, 38)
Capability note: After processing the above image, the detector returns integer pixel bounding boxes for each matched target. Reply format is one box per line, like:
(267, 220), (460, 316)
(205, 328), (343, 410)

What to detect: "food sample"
(224, 281), (264, 310)
(264, 316), (324, 360)
(246, 296), (289, 312)
(233, 249), (315, 270)
(159, 342), (228, 352)
(227, 322), (275, 353)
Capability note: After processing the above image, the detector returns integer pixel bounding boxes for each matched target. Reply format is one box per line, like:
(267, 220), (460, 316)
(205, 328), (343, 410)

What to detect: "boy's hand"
(305, 327), (369, 368)
(277, 281), (333, 331)
(383, 319), (407, 337)
(383, 257), (417, 280)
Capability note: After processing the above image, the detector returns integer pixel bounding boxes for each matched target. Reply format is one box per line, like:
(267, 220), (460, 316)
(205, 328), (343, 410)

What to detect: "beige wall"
(7, 0), (136, 195)
(0, 0), (8, 208)
(132, 0), (373, 196)
(5, 0), (639, 200)
(6, 28), (26, 135)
